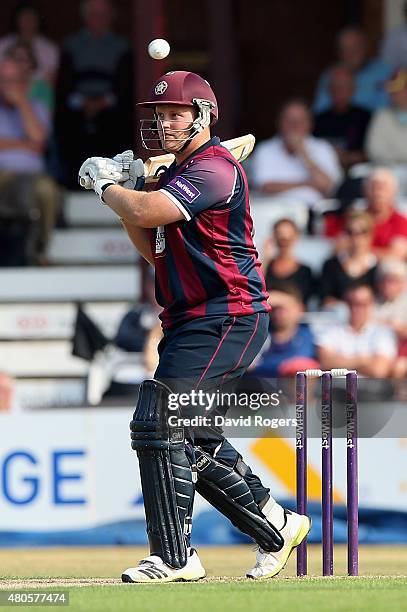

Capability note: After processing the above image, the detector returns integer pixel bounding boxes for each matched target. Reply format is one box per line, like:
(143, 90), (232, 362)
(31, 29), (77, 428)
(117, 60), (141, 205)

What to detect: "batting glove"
(78, 156), (130, 201)
(112, 151), (145, 191)
(125, 159), (146, 191)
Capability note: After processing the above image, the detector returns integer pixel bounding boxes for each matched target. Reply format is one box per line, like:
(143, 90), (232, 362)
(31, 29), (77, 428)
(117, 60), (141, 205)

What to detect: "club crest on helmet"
(155, 81), (168, 95)
(139, 71), (218, 151)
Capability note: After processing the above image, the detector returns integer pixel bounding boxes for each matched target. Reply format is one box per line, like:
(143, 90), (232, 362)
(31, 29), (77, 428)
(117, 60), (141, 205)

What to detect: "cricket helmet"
(138, 70), (218, 124)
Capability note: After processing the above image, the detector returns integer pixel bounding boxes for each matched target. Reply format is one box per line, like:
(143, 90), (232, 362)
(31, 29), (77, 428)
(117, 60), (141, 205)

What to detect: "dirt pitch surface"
(1, 543), (406, 582)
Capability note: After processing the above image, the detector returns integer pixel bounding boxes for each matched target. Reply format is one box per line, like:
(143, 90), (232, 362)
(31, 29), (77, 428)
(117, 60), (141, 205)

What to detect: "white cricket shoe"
(246, 510), (311, 579)
(121, 548), (206, 583)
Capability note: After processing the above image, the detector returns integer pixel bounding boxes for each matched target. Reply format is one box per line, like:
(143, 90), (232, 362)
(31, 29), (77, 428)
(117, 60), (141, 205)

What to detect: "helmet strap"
(153, 99), (215, 154)
(173, 99), (214, 153)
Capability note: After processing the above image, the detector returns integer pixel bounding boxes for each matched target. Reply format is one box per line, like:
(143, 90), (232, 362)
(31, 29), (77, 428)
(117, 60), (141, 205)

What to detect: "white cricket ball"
(148, 39), (170, 60)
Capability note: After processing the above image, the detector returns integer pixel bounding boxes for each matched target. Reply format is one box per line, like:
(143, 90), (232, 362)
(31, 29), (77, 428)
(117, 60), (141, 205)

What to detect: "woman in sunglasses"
(319, 208), (378, 306)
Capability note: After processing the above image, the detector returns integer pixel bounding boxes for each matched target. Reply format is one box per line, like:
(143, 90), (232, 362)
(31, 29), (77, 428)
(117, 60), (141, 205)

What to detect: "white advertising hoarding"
(0, 409), (406, 533)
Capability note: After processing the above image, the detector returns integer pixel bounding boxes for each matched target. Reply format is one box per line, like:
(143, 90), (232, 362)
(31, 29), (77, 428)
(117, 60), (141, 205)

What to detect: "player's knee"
(130, 378), (186, 452)
(130, 379), (171, 450)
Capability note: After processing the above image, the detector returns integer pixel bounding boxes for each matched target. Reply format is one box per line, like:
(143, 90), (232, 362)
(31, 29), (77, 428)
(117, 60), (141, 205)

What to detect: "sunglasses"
(345, 227), (370, 236)
(348, 300), (373, 307)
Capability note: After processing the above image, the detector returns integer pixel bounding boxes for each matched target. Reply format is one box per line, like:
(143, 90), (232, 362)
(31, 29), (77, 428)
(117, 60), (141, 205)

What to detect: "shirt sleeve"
(314, 326), (338, 350)
(372, 326), (398, 358)
(159, 156), (240, 221)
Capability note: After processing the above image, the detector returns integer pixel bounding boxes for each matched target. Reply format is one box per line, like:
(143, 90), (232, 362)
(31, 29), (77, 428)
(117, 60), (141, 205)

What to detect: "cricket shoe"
(121, 548), (206, 583)
(246, 509), (311, 579)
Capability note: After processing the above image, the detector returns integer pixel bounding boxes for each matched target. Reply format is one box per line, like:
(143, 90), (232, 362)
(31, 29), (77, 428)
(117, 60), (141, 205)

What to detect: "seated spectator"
(325, 169), (407, 259)
(314, 26), (390, 113)
(319, 210), (377, 306)
(366, 69), (407, 166)
(314, 66), (371, 169)
(380, 0), (407, 70)
(317, 284), (397, 378)
(55, 0), (133, 189)
(251, 99), (342, 206)
(375, 258), (407, 377)
(4, 40), (54, 111)
(262, 218), (314, 304)
(251, 286), (318, 378)
(0, 1), (59, 83)
(0, 57), (59, 265)
(364, 169), (407, 259)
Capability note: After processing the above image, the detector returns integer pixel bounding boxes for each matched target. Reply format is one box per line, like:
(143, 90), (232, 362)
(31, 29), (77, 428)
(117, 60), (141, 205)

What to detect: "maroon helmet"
(138, 70), (218, 124)
(138, 71), (218, 151)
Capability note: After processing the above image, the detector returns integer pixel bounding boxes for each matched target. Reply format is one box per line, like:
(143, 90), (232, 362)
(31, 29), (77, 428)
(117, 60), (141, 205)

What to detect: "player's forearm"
(103, 184), (150, 225)
(120, 218), (154, 266)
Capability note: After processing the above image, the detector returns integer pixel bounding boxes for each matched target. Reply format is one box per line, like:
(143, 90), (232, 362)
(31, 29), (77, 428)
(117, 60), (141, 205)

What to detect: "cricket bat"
(144, 133), (255, 183)
(79, 134), (255, 188)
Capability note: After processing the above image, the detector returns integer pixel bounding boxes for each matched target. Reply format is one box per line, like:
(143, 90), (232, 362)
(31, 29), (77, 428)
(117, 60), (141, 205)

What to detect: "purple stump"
(346, 372), (359, 576)
(296, 372), (307, 576)
(321, 372), (333, 576)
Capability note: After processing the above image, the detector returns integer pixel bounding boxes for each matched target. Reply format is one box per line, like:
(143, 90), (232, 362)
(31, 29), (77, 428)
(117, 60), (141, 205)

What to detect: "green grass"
(0, 545), (406, 612)
(2, 578), (406, 612)
(67, 578), (407, 612)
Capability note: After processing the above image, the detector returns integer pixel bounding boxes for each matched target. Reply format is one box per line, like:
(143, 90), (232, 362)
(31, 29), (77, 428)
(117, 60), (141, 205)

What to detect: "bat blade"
(144, 134), (255, 183)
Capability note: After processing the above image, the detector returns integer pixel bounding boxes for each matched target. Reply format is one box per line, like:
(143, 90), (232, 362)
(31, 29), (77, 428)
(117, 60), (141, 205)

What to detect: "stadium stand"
(0, 190), (141, 409)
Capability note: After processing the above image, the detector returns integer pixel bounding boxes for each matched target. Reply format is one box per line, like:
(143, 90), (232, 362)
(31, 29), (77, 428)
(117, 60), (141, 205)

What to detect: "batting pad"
(195, 447), (284, 552)
(130, 379), (193, 569)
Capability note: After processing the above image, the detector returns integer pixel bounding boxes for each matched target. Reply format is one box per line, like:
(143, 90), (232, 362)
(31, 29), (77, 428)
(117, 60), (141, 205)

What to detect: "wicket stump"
(295, 369), (359, 576)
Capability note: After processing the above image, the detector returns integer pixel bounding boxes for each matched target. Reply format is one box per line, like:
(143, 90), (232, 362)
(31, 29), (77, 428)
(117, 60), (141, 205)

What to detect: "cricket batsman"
(78, 71), (311, 582)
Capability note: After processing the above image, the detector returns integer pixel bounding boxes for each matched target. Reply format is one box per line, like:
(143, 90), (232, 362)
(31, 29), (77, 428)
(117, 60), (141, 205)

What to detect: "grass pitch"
(0, 545), (406, 611)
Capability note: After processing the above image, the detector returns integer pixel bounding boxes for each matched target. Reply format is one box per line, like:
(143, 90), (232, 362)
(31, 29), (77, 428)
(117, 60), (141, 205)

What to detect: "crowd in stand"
(247, 16), (407, 382)
(1, 1), (407, 408)
(0, 0), (133, 266)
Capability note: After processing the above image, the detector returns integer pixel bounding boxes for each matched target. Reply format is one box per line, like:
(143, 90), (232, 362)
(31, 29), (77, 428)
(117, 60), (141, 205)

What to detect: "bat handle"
(134, 176), (145, 191)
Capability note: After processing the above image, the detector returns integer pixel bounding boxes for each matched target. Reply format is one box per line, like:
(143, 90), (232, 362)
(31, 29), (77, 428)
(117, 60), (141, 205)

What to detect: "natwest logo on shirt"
(168, 176), (200, 203)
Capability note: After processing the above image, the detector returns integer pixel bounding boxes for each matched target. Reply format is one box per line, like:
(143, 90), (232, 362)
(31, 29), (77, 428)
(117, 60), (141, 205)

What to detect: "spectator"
(0, 1), (59, 83)
(366, 69), (407, 166)
(319, 210), (377, 306)
(317, 284), (397, 378)
(55, 0), (133, 189)
(4, 40), (54, 111)
(251, 99), (342, 206)
(364, 169), (407, 259)
(375, 258), (407, 377)
(325, 169), (407, 259)
(251, 286), (318, 378)
(262, 218), (314, 304)
(0, 57), (59, 265)
(313, 66), (371, 169)
(314, 26), (390, 114)
(381, 0), (407, 70)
